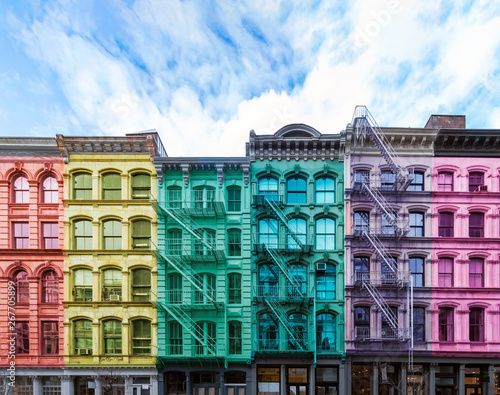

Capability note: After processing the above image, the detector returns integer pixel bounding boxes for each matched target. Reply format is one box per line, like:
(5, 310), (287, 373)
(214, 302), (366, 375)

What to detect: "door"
(288, 384), (307, 395)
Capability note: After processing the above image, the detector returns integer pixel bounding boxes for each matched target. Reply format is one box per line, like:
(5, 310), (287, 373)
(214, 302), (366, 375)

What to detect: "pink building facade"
(0, 139), (65, 392)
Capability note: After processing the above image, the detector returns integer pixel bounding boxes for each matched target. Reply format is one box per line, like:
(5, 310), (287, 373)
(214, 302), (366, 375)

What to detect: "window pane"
(409, 213), (424, 237)
(132, 320), (151, 354)
(469, 258), (484, 287)
(102, 173), (121, 199)
(228, 229), (242, 256)
(438, 172), (453, 191)
(259, 218), (278, 248)
(13, 176), (29, 203)
(42, 222), (59, 249)
(42, 270), (59, 303)
(469, 308), (484, 342)
(408, 171), (424, 191)
(439, 308), (453, 342)
(227, 187), (241, 212)
(469, 212), (484, 237)
(228, 273), (241, 304)
(42, 322), (59, 354)
(14, 271), (29, 303)
(409, 257), (424, 287)
(317, 313), (336, 351)
(132, 220), (151, 249)
(132, 269), (151, 301)
(73, 173), (92, 199)
(413, 308), (425, 341)
(316, 177), (335, 204)
(42, 176), (59, 203)
(228, 321), (242, 354)
(74, 269), (93, 301)
(103, 220), (122, 249)
(13, 222), (29, 248)
(316, 218), (336, 250)
(74, 220), (92, 249)
(438, 258), (453, 287)
(15, 322), (29, 354)
(74, 320), (92, 353)
(287, 177), (307, 204)
(103, 320), (122, 354)
(131, 174), (151, 199)
(316, 264), (336, 300)
(469, 172), (484, 191)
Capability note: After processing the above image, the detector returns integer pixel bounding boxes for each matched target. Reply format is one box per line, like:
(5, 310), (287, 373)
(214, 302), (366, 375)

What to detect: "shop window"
(315, 176), (336, 204)
(317, 313), (336, 351)
(42, 176), (58, 203)
(227, 229), (241, 256)
(287, 176), (307, 204)
(469, 171), (484, 192)
(14, 270), (29, 303)
(73, 172), (92, 199)
(42, 270), (59, 303)
(228, 273), (241, 304)
(469, 308), (484, 342)
(469, 258), (484, 287)
(469, 212), (484, 238)
(74, 220), (92, 250)
(103, 320), (122, 354)
(259, 313), (278, 350)
(42, 377), (61, 394)
(131, 173), (150, 199)
(315, 218), (336, 250)
(228, 321), (242, 354)
(287, 367), (308, 395)
(227, 186), (241, 212)
(439, 308), (454, 342)
(15, 322), (29, 354)
(131, 320), (151, 355)
(131, 269), (151, 302)
(41, 321), (58, 354)
(131, 220), (151, 249)
(102, 173), (121, 200)
(438, 258), (454, 287)
(103, 219), (122, 250)
(42, 222), (59, 249)
(103, 269), (122, 301)
(408, 171), (424, 191)
(435, 365), (456, 393)
(438, 212), (454, 237)
(409, 257), (424, 287)
(74, 269), (92, 301)
(437, 172), (453, 191)
(316, 263), (336, 300)
(169, 322), (183, 355)
(73, 319), (92, 355)
(13, 222), (29, 248)
(225, 371), (246, 395)
(352, 365), (372, 395)
(258, 367), (280, 395)
(316, 367), (338, 395)
(166, 372), (186, 395)
(12, 175), (29, 203)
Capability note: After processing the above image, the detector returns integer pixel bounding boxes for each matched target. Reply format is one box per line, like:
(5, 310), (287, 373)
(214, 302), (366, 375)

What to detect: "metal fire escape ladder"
(265, 198), (303, 248)
(265, 245), (304, 298)
(265, 298), (306, 351)
(362, 280), (400, 336)
(360, 230), (397, 274)
(360, 181), (398, 229)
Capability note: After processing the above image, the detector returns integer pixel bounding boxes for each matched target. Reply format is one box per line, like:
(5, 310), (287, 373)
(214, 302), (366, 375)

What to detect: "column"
(33, 376), (42, 395)
(280, 365), (286, 395)
(458, 364), (465, 395)
(152, 375), (159, 395)
(61, 376), (74, 395)
(429, 364), (436, 395)
(309, 364), (315, 395)
(488, 365), (494, 395)
(344, 361), (351, 395)
(251, 365), (257, 395)
(220, 372), (225, 395)
(95, 376), (103, 395)
(124, 376), (132, 395)
(158, 372), (165, 395)
(400, 364), (407, 395)
(372, 363), (379, 395)
(186, 372), (191, 395)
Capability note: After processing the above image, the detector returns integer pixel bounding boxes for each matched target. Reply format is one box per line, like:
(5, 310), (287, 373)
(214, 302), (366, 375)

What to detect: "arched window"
(315, 218), (336, 250)
(409, 171), (425, 191)
(103, 320), (122, 354)
(288, 264), (307, 298)
(354, 306), (370, 339)
(469, 258), (484, 287)
(131, 320), (151, 355)
(288, 313), (307, 350)
(167, 229), (182, 255)
(168, 274), (182, 304)
(287, 218), (307, 249)
(194, 228), (215, 256)
(74, 269), (92, 301)
(382, 306), (398, 338)
(469, 212), (484, 238)
(167, 186), (182, 208)
(438, 212), (454, 237)
(228, 321), (242, 354)
(42, 176), (58, 203)
(169, 322), (183, 355)
(73, 172), (92, 200)
(469, 172), (484, 192)
(103, 220), (122, 250)
(102, 173), (121, 200)
(258, 218), (279, 248)
(131, 220), (151, 249)
(317, 313), (336, 351)
(193, 187), (215, 209)
(354, 211), (369, 232)
(14, 270), (29, 303)
(354, 256), (370, 282)
(12, 176), (29, 203)
(102, 269), (122, 301)
(258, 264), (279, 297)
(42, 270), (58, 303)
(258, 177), (278, 196)
(194, 273), (215, 304)
(438, 172), (454, 191)
(287, 176), (307, 204)
(228, 273), (242, 304)
(131, 269), (151, 302)
(315, 177), (335, 204)
(259, 313), (278, 350)
(131, 173), (150, 199)
(194, 321), (216, 355)
(74, 220), (92, 250)
(316, 263), (336, 300)
(74, 319), (92, 355)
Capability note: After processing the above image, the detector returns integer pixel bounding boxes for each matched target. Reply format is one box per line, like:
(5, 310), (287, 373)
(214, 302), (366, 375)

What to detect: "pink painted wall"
(0, 157), (65, 368)
(431, 157), (500, 356)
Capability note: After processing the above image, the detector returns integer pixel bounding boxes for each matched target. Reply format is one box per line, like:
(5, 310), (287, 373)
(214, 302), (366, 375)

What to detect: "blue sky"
(1, 0), (500, 156)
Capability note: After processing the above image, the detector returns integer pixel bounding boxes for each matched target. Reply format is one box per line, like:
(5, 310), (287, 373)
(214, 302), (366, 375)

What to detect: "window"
(42, 377), (61, 394)
(12, 175), (29, 203)
(287, 218), (307, 249)
(228, 273), (241, 304)
(288, 313), (307, 350)
(194, 228), (215, 256)
(317, 313), (336, 351)
(258, 368), (280, 393)
(194, 321), (216, 355)
(167, 229), (182, 255)
(103, 269), (122, 301)
(469, 171), (484, 192)
(194, 273), (215, 304)
(259, 313), (278, 350)
(227, 186), (241, 211)
(42, 222), (58, 249)
(169, 322), (183, 354)
(469, 258), (484, 287)
(131, 269), (151, 302)
(439, 308), (454, 342)
(409, 212), (424, 237)
(316, 218), (336, 250)
(380, 171), (395, 191)
(409, 257), (424, 287)
(438, 212), (454, 237)
(227, 229), (241, 256)
(12, 222), (29, 248)
(42, 176), (58, 203)
(381, 212), (397, 236)
(438, 258), (454, 287)
(74, 220), (92, 249)
(41, 322), (58, 354)
(102, 173), (121, 199)
(408, 171), (424, 191)
(381, 256), (397, 283)
(228, 321), (242, 354)
(15, 322), (29, 354)
(438, 172), (453, 191)
(288, 264), (307, 298)
(316, 263), (336, 300)
(258, 218), (279, 248)
(131, 320), (151, 354)
(258, 177), (278, 196)
(42, 270), (59, 303)
(413, 307), (425, 342)
(167, 186), (182, 208)
(103, 320), (122, 354)
(131, 220), (151, 249)
(74, 319), (92, 355)
(131, 173), (150, 199)
(354, 306), (370, 339)
(382, 306), (398, 338)
(103, 220), (122, 250)
(73, 172), (92, 199)
(469, 308), (484, 342)
(74, 269), (92, 301)
(354, 256), (370, 282)
(354, 170), (370, 183)
(14, 270), (29, 303)
(168, 274), (183, 304)
(469, 212), (484, 237)
(258, 264), (279, 297)
(287, 176), (307, 204)
(354, 211), (369, 232)
(316, 177), (336, 204)
(193, 187), (215, 209)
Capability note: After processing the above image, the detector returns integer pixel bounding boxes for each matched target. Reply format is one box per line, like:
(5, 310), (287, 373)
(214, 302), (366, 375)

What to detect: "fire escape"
(253, 193), (314, 356)
(151, 190), (226, 364)
(351, 106), (414, 367)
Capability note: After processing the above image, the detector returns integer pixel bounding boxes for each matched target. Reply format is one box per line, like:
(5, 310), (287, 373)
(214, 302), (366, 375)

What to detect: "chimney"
(424, 115), (466, 129)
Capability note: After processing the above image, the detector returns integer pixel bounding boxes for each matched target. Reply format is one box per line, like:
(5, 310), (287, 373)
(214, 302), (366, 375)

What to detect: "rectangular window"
(13, 222), (29, 248)
(438, 258), (454, 287)
(469, 258), (484, 287)
(413, 307), (425, 341)
(74, 220), (92, 250)
(103, 270), (122, 301)
(42, 222), (58, 249)
(469, 172), (484, 192)
(131, 269), (151, 302)
(131, 320), (151, 355)
(469, 212), (484, 238)
(74, 269), (92, 301)
(228, 322), (242, 354)
(228, 274), (242, 304)
(354, 306), (370, 339)
(169, 322), (183, 355)
(73, 173), (92, 199)
(227, 187), (241, 212)
(103, 321), (122, 354)
(41, 322), (59, 354)
(439, 308), (454, 342)
(258, 367), (280, 395)
(102, 173), (121, 200)
(380, 171), (395, 191)
(469, 308), (484, 342)
(15, 322), (29, 354)
(381, 307), (398, 338)
(227, 230), (241, 256)
(103, 220), (122, 250)
(131, 174), (150, 199)
(438, 212), (454, 237)
(437, 172), (453, 191)
(408, 171), (424, 191)
(409, 213), (424, 237)
(354, 170), (370, 183)
(131, 220), (151, 249)
(409, 257), (424, 287)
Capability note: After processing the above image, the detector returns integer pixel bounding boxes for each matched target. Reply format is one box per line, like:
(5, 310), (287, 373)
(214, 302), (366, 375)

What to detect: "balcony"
(164, 238), (226, 262)
(354, 326), (409, 341)
(252, 285), (314, 303)
(252, 193), (283, 208)
(163, 190), (226, 217)
(161, 343), (226, 358)
(353, 271), (410, 287)
(162, 289), (223, 308)
(253, 339), (313, 354)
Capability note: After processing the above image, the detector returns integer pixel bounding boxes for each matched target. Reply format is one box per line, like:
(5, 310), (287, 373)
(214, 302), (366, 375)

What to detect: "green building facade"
(248, 125), (346, 394)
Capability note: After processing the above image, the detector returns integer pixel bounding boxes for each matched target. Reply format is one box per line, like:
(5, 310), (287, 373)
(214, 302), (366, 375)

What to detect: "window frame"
(73, 319), (92, 355)
(259, 312), (279, 350)
(286, 176), (307, 204)
(227, 186), (241, 212)
(12, 175), (29, 203)
(73, 172), (92, 200)
(409, 257), (424, 287)
(42, 222), (59, 249)
(103, 319), (122, 355)
(41, 321), (59, 355)
(15, 321), (30, 354)
(167, 186), (182, 208)
(408, 171), (424, 191)
(315, 217), (336, 251)
(228, 273), (242, 304)
(287, 217), (307, 249)
(131, 319), (151, 355)
(131, 268), (151, 302)
(228, 321), (242, 355)
(437, 172), (453, 191)
(41, 270), (59, 303)
(438, 307), (454, 342)
(468, 172), (484, 192)
(354, 306), (370, 339)
(316, 263), (336, 300)
(469, 212), (484, 238)
(131, 219), (151, 249)
(14, 270), (29, 304)
(103, 219), (122, 250)
(438, 212), (454, 237)
(409, 212), (424, 237)
(169, 322), (183, 355)
(102, 172), (122, 200)
(258, 218), (279, 248)
(131, 173), (151, 199)
(316, 313), (336, 351)
(380, 170), (395, 191)
(469, 258), (484, 287)
(74, 219), (93, 250)
(12, 221), (29, 249)
(469, 308), (484, 342)
(41, 176), (58, 203)
(74, 269), (93, 302)
(438, 257), (454, 287)
(227, 229), (242, 256)
(315, 176), (336, 204)
(413, 307), (425, 342)
(258, 264), (279, 298)
(102, 269), (122, 301)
